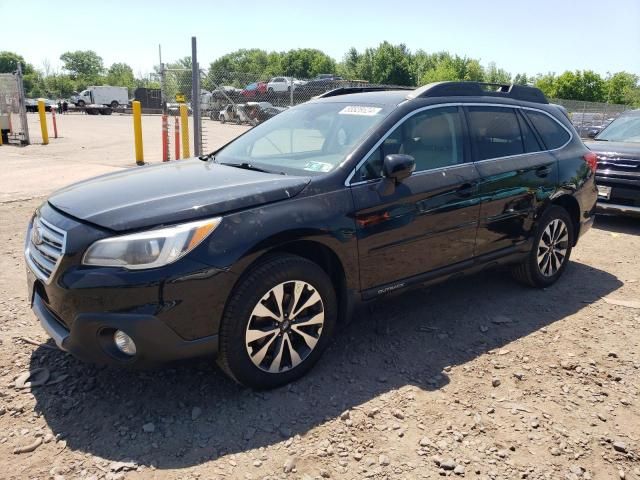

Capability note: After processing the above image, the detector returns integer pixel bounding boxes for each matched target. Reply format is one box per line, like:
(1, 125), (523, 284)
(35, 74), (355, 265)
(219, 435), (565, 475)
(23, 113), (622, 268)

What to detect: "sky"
(1, 0), (639, 78)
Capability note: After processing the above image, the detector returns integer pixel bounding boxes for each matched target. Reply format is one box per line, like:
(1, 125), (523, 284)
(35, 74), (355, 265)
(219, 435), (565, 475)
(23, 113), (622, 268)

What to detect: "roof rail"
(407, 82), (549, 104)
(315, 86), (414, 99)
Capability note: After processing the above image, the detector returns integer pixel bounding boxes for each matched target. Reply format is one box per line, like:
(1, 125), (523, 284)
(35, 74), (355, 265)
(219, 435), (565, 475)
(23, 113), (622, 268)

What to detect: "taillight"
(583, 151), (598, 173)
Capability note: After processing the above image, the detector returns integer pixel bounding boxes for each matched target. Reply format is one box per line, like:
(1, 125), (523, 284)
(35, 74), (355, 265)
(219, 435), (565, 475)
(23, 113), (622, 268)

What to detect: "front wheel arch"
(228, 240), (349, 324)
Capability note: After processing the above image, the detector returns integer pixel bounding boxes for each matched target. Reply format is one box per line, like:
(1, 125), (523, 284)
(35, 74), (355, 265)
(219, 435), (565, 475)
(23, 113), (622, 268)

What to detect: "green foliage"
(485, 62), (511, 84)
(60, 50), (104, 82)
(2, 45), (638, 107)
(606, 71), (640, 105)
(513, 73), (530, 85)
(0, 51), (34, 74)
(280, 49), (336, 79)
(553, 70), (605, 102)
(106, 63), (135, 89)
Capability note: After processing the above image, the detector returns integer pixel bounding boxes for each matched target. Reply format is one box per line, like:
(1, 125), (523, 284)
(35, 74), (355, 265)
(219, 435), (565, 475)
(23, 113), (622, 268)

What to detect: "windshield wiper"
(220, 162), (285, 175)
(593, 138), (608, 141)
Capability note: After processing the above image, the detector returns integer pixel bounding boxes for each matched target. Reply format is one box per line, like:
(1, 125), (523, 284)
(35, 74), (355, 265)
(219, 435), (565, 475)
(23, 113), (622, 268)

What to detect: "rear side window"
(467, 107), (524, 160)
(524, 110), (570, 150)
(517, 112), (543, 153)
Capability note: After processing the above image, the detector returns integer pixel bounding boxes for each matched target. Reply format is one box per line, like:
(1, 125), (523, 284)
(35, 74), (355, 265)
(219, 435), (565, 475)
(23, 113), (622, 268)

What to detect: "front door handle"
(536, 166), (552, 177)
(456, 182), (477, 198)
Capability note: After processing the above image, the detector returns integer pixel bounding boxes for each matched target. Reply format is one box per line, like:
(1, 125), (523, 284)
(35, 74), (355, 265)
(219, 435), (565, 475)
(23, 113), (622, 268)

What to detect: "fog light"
(114, 330), (136, 356)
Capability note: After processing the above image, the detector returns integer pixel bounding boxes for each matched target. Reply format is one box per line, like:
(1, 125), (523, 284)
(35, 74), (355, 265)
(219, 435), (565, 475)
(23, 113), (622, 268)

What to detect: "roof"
(312, 81), (550, 107)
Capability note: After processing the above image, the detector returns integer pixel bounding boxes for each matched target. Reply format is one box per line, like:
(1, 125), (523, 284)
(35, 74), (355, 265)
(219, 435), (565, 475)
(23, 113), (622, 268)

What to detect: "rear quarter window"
(525, 110), (570, 150)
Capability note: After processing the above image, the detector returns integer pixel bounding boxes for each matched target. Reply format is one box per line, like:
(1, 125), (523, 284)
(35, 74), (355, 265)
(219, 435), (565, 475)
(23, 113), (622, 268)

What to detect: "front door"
(349, 106), (481, 294)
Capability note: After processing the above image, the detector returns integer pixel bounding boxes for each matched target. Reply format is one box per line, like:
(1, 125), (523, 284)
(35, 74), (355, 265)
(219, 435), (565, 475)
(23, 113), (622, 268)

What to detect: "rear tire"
(110, 100), (119, 108)
(512, 206), (574, 288)
(217, 254), (337, 389)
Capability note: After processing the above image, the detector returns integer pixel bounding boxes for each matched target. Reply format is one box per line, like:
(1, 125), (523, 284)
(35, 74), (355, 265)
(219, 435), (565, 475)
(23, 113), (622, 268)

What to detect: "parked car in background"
(244, 101), (287, 123)
(25, 98), (38, 112)
(167, 102), (192, 116)
(71, 86), (129, 108)
(218, 103), (250, 124)
(241, 82), (267, 98)
(266, 77), (306, 92)
(585, 109), (640, 216)
(297, 75), (347, 97)
(25, 81), (597, 389)
(24, 98), (57, 112)
(571, 112), (616, 139)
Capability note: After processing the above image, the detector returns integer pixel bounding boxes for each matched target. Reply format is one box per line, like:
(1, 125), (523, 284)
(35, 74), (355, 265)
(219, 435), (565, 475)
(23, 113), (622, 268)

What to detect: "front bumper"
(597, 202), (640, 217)
(32, 289), (218, 366)
(595, 173), (640, 217)
(25, 202), (238, 366)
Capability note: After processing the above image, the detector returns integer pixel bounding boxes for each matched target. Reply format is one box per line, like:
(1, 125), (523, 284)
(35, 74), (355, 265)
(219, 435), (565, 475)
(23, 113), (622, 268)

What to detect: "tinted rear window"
(467, 107), (524, 160)
(525, 110), (570, 150)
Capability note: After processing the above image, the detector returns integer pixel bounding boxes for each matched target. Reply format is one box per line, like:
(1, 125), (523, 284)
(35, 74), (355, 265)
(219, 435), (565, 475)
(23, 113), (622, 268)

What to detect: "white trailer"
(72, 86), (129, 108)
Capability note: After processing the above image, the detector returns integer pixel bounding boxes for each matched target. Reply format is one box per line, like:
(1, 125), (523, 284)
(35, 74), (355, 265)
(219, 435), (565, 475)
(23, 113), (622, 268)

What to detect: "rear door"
(350, 106), (482, 293)
(467, 105), (558, 256)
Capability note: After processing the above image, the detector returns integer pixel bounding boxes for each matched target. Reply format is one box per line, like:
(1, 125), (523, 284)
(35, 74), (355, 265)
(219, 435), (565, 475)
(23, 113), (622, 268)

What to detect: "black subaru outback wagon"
(26, 82), (597, 388)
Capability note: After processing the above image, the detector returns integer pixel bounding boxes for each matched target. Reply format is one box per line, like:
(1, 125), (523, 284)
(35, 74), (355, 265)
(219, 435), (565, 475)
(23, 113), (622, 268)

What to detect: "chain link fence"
(0, 67), (30, 145)
(552, 98), (630, 138)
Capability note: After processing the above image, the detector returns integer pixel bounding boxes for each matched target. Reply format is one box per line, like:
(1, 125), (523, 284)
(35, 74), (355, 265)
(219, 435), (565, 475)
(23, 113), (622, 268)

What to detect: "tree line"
(1, 42), (638, 106)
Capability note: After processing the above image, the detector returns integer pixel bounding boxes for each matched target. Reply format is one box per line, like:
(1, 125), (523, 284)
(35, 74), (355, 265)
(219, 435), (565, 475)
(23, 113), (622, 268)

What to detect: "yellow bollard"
(132, 101), (144, 165)
(37, 100), (49, 145)
(180, 104), (190, 158)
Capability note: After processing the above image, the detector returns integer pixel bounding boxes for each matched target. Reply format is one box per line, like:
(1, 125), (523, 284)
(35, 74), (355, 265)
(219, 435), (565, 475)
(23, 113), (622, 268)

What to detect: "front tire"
(218, 254), (337, 389)
(512, 206), (574, 288)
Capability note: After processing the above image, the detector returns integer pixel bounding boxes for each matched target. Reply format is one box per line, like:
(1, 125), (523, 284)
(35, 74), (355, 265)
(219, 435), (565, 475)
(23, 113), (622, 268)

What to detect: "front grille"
(26, 215), (67, 283)
(596, 156), (640, 175)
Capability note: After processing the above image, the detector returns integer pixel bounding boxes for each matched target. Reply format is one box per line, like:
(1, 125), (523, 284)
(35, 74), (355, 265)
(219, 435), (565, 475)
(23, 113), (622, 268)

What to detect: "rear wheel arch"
(550, 195), (580, 246)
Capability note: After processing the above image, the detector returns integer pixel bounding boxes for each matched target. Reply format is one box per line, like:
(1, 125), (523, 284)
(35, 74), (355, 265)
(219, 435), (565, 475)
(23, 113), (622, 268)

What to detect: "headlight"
(82, 217), (221, 269)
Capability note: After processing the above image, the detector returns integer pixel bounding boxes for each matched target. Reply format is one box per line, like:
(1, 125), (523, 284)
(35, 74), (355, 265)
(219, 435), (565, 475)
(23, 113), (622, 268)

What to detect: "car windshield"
(596, 113), (640, 143)
(214, 102), (393, 175)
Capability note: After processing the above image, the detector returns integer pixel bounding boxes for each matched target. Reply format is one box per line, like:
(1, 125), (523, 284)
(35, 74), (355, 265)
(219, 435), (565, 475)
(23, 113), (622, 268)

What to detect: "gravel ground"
(0, 197), (638, 479)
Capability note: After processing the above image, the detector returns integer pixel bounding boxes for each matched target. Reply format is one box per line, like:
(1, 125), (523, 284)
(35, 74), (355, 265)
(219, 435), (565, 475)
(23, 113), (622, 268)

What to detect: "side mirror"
(383, 154), (415, 183)
(587, 130), (598, 139)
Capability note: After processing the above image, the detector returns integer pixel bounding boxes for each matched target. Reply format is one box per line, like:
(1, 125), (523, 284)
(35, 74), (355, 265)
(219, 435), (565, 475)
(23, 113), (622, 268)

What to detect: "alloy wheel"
(245, 280), (324, 373)
(537, 219), (569, 277)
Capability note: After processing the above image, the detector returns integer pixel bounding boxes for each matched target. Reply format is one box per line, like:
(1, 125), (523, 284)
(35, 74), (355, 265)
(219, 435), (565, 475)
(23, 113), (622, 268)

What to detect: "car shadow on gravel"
(594, 214), (640, 235)
(29, 260), (622, 470)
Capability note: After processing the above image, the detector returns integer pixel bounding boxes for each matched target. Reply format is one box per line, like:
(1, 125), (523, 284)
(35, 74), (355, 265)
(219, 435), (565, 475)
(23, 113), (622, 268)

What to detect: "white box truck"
(72, 86), (129, 108)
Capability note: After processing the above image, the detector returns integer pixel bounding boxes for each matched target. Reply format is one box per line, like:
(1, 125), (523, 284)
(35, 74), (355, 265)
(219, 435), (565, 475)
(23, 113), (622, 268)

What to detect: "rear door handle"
(536, 166), (552, 177)
(456, 182), (477, 198)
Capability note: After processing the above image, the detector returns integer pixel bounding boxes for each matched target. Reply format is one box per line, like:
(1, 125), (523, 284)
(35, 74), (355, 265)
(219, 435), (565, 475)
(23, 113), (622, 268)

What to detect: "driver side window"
(354, 106), (464, 182)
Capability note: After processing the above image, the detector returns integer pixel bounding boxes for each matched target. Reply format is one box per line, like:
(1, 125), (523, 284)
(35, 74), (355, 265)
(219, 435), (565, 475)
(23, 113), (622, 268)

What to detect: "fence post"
(132, 101), (144, 165)
(162, 114), (169, 162)
(16, 64), (29, 145)
(37, 100), (49, 145)
(180, 104), (190, 158)
(51, 108), (58, 139)
(174, 117), (180, 160)
(191, 36), (202, 156)
(290, 77), (294, 107)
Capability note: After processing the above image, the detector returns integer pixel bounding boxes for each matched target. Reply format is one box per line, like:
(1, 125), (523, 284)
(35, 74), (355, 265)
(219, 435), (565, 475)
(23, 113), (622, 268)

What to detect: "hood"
(584, 140), (640, 160)
(48, 159), (310, 231)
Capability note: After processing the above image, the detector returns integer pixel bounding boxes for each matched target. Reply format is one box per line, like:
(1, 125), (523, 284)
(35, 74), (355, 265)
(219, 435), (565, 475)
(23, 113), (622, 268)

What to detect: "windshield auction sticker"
(303, 161), (333, 172)
(339, 106), (382, 116)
